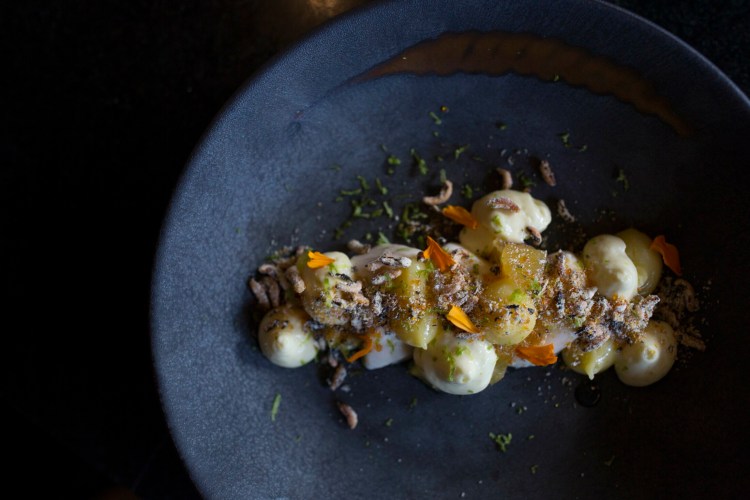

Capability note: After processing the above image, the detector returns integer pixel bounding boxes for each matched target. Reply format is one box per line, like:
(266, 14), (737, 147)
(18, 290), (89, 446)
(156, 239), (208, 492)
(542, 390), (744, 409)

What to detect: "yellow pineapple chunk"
(500, 243), (546, 293)
(477, 276), (537, 345)
(387, 260), (439, 349)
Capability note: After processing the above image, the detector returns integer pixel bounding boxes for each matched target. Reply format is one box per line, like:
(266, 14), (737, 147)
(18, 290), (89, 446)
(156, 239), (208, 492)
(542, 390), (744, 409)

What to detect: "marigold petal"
(307, 250), (335, 269)
(345, 334), (373, 363)
(515, 344), (558, 366)
(650, 235), (682, 276)
(446, 305), (480, 334)
(423, 236), (455, 272)
(442, 205), (479, 229)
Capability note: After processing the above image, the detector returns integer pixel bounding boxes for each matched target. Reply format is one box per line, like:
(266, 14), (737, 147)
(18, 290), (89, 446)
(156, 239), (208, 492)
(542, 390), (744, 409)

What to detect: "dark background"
(4, 1), (748, 498)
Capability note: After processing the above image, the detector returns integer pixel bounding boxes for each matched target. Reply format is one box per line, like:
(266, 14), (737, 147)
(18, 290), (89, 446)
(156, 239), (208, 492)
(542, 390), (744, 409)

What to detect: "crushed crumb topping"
(337, 402), (358, 429)
(538, 159), (557, 186)
(557, 199), (576, 223)
(487, 196), (520, 212)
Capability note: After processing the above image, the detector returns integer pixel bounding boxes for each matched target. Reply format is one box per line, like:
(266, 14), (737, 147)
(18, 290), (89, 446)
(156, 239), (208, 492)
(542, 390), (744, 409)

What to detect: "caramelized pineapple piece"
(562, 336), (616, 379)
(477, 276), (537, 345)
(500, 243), (547, 293)
(387, 260), (439, 349)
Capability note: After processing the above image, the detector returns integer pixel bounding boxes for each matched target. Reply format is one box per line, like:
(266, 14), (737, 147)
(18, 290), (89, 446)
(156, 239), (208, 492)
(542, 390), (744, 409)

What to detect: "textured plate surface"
(152, 0), (750, 498)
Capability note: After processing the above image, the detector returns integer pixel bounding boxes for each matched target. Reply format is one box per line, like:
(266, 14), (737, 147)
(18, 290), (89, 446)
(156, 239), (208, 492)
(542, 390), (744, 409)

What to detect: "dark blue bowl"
(152, 1), (750, 498)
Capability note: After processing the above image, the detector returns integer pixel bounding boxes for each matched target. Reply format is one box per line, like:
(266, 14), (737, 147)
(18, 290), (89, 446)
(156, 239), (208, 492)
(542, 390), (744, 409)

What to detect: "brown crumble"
(556, 199), (576, 223)
(337, 402), (358, 429)
(538, 159), (557, 186)
(248, 278), (270, 311)
(525, 226), (543, 246)
(653, 276), (707, 352)
(262, 275), (281, 308)
(497, 168), (513, 190)
(422, 179), (454, 205)
(487, 196), (520, 212)
(329, 364), (347, 391)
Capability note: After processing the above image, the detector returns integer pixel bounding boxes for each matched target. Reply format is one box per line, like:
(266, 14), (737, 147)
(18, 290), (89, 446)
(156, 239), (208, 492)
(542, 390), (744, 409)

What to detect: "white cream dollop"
(616, 228), (663, 295)
(363, 329), (413, 370)
(459, 190), (552, 253)
(258, 305), (318, 368)
(614, 320), (677, 386)
(582, 235), (639, 301)
(413, 327), (498, 395)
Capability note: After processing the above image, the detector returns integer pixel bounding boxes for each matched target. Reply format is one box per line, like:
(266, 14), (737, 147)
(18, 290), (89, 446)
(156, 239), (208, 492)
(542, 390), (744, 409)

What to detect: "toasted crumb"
(285, 266), (305, 294)
(487, 196), (520, 212)
(678, 328), (706, 351)
(249, 278), (270, 311)
(379, 253), (412, 268)
(653, 276), (706, 351)
(557, 199), (576, 223)
(366, 252), (412, 273)
(337, 402), (358, 429)
(258, 262), (279, 278)
(262, 275), (281, 308)
(525, 226), (542, 246)
(496, 168), (513, 190)
(538, 159), (556, 186)
(327, 352), (339, 368)
(335, 279), (370, 306)
(271, 246), (305, 270)
(371, 269), (402, 285)
(423, 180), (453, 205)
(329, 364), (347, 391)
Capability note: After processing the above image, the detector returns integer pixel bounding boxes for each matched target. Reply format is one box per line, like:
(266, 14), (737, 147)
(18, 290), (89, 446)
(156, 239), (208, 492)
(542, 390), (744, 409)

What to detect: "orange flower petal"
(345, 334), (373, 363)
(306, 250), (335, 269)
(446, 305), (480, 334)
(650, 235), (682, 276)
(422, 236), (455, 272)
(515, 344), (558, 366)
(442, 205), (479, 229)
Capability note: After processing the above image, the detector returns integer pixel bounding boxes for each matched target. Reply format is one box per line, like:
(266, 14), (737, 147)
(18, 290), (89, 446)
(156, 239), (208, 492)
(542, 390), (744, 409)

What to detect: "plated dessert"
(249, 185), (693, 402)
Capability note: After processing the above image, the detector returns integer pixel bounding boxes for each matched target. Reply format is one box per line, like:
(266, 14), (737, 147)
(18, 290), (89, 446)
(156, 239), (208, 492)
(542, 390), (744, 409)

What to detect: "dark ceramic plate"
(152, 0), (750, 498)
